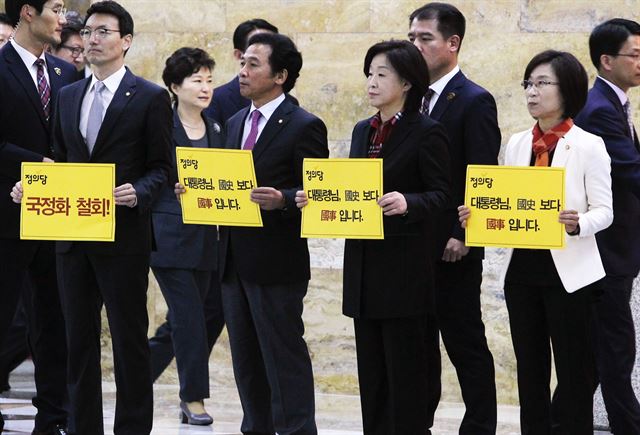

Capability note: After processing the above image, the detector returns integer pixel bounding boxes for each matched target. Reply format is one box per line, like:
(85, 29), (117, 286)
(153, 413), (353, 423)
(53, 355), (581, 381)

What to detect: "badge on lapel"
(54, 67), (61, 76)
(125, 91), (131, 97)
(446, 92), (456, 101)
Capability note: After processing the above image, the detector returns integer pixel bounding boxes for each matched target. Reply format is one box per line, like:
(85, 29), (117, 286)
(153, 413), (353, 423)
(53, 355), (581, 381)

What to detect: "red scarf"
(532, 118), (573, 166)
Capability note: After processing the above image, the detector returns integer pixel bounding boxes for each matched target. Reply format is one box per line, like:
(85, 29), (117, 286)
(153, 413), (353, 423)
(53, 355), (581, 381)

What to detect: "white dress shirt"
(598, 75), (628, 106)
(80, 65), (127, 142)
(427, 64), (460, 114)
(241, 93), (286, 146)
(10, 39), (49, 88)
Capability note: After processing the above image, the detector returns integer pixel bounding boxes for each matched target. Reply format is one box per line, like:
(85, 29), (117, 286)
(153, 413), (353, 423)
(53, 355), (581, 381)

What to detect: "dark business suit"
(425, 70), (500, 434)
(343, 112), (450, 435)
(220, 96), (328, 435)
(0, 42), (76, 431)
(53, 68), (172, 435)
(574, 77), (640, 434)
(148, 110), (225, 401)
(205, 76), (248, 129)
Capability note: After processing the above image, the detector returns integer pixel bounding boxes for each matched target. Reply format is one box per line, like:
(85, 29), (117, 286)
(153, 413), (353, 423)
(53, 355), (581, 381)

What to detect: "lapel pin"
(54, 67), (61, 76)
(447, 92), (456, 101)
(565, 144), (570, 150)
(125, 91), (131, 97)
(278, 119), (283, 124)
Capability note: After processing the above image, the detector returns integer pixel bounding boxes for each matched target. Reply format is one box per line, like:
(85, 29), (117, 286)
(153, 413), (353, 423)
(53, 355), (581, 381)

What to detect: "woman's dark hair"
(524, 50), (588, 119)
(363, 40), (429, 114)
(162, 47), (215, 103)
(246, 32), (302, 93)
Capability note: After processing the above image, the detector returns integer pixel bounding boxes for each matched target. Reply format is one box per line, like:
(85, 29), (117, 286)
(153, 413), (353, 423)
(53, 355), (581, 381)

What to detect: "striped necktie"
(34, 59), (51, 121)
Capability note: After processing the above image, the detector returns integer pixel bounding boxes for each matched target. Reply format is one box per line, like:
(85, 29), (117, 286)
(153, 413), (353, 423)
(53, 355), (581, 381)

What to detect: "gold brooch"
(54, 67), (61, 76)
(446, 92), (456, 101)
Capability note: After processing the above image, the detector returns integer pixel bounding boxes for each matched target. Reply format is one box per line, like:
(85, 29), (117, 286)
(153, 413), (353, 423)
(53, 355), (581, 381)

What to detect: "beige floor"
(0, 361), (608, 434)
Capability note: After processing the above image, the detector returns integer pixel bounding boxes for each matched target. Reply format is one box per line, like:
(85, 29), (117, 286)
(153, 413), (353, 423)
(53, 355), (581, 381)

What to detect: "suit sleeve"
(451, 91), (501, 241)
(52, 92), (67, 163)
(576, 103), (640, 200)
(281, 115), (329, 217)
(132, 90), (173, 212)
(404, 122), (451, 222)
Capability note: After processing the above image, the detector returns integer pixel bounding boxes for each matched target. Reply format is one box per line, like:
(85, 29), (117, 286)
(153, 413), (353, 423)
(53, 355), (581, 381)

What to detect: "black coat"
(342, 112), (451, 319)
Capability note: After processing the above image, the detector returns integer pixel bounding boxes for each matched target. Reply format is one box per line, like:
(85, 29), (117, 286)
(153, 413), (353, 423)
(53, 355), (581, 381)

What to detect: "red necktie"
(34, 59), (51, 121)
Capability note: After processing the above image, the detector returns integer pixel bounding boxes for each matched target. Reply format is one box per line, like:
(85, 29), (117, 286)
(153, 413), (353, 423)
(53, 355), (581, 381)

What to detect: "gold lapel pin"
(447, 92), (456, 101)
(565, 144), (570, 150)
(54, 67), (61, 76)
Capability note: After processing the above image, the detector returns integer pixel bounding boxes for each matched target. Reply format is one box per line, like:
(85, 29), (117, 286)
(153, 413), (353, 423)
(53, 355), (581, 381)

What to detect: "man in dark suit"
(1, 1), (76, 433)
(574, 18), (640, 434)
(36, 2), (171, 434)
(221, 32), (328, 434)
(409, 4), (500, 434)
(205, 18), (278, 128)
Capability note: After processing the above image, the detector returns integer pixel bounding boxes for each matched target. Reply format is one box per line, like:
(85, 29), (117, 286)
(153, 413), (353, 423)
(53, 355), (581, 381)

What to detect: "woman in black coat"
(147, 47), (224, 425)
(297, 40), (450, 434)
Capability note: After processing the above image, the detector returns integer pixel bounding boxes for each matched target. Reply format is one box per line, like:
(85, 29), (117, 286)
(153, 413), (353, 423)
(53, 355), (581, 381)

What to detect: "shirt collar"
(11, 39), (45, 69)
(89, 65), (127, 94)
(429, 64), (460, 97)
(248, 93), (286, 123)
(598, 75), (628, 106)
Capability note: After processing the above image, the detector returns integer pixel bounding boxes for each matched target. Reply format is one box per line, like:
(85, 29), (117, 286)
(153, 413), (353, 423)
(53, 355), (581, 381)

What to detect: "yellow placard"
(301, 158), (384, 239)
(464, 165), (565, 249)
(20, 162), (115, 241)
(176, 147), (262, 227)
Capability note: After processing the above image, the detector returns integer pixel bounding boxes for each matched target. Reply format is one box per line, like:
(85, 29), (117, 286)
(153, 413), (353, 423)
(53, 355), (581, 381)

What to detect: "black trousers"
(593, 275), (640, 434)
(148, 267), (224, 401)
(0, 239), (67, 430)
(426, 257), (497, 434)
(221, 261), (316, 435)
(505, 281), (595, 435)
(57, 247), (152, 435)
(0, 297), (29, 391)
(354, 316), (428, 435)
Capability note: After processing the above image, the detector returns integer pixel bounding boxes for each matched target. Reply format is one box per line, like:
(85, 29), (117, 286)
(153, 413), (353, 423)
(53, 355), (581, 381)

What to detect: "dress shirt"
(427, 64), (460, 114)
(241, 93), (286, 146)
(598, 75), (628, 107)
(80, 65), (127, 142)
(10, 39), (49, 88)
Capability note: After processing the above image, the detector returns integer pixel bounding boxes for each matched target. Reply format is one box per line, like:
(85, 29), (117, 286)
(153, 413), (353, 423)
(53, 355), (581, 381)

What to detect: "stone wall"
(3, 0), (639, 415)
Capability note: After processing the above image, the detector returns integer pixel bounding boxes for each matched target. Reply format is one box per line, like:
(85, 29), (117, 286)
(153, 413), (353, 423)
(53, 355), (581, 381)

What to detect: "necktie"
(34, 59), (51, 121)
(86, 81), (106, 154)
(243, 110), (262, 150)
(624, 100), (636, 143)
(420, 88), (435, 115)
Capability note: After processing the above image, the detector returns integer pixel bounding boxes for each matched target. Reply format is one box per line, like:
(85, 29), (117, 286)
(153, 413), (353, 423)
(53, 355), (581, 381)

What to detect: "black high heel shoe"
(179, 401), (213, 426)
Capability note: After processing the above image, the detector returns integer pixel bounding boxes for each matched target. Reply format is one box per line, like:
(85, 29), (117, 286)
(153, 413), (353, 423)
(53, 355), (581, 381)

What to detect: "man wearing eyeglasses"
(52, 16), (86, 81)
(44, 1), (171, 433)
(574, 18), (640, 434)
(0, 1), (76, 434)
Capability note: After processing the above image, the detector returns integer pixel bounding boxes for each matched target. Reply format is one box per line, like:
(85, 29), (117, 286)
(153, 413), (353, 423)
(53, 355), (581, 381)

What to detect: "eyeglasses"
(521, 79), (560, 90)
(79, 28), (120, 40)
(60, 45), (83, 56)
(43, 6), (67, 18)
(613, 52), (640, 61)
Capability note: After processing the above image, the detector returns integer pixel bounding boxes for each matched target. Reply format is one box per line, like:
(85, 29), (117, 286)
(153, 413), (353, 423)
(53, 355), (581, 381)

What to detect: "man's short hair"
(58, 17), (82, 48)
(85, 1), (134, 37)
(363, 40), (429, 114)
(163, 47), (216, 103)
(246, 32), (301, 94)
(5, 0), (45, 26)
(524, 50), (588, 119)
(589, 18), (640, 70)
(0, 12), (13, 26)
(233, 18), (278, 52)
(410, 2), (466, 52)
